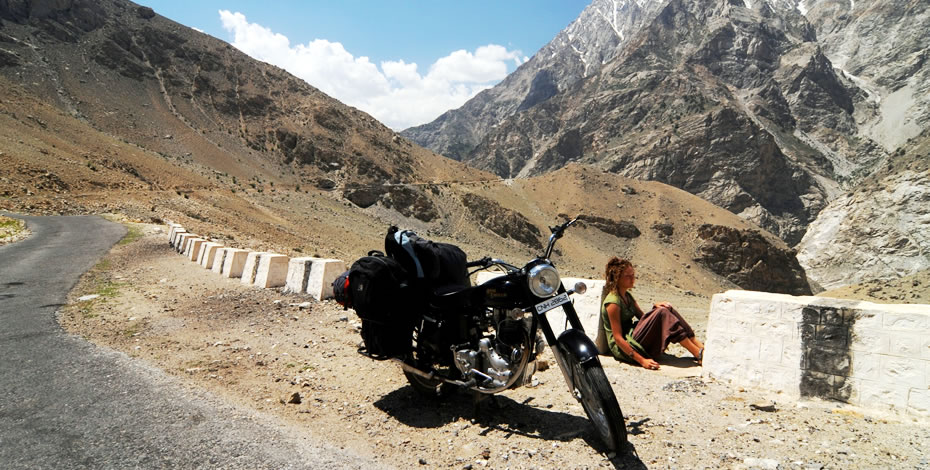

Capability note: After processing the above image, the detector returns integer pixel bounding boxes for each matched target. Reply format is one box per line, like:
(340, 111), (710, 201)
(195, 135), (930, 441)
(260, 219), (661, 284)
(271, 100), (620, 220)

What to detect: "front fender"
(556, 329), (600, 365)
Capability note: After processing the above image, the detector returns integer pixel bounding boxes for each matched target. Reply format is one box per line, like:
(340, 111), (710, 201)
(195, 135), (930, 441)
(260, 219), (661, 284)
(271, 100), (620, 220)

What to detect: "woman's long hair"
(602, 257), (633, 300)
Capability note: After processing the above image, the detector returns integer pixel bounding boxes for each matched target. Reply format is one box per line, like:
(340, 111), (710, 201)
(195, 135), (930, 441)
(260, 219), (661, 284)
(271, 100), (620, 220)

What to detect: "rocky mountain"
(797, 131), (930, 290)
(401, 0), (666, 161)
(404, 0), (930, 288)
(405, 0), (890, 245)
(797, 0), (930, 153)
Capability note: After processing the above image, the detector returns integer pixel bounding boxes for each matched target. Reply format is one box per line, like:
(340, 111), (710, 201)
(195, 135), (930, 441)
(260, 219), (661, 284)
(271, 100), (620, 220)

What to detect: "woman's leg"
(680, 337), (702, 358)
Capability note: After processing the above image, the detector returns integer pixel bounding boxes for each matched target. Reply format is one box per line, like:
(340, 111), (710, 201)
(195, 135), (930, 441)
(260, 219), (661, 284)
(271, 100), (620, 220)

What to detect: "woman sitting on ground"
(600, 257), (704, 370)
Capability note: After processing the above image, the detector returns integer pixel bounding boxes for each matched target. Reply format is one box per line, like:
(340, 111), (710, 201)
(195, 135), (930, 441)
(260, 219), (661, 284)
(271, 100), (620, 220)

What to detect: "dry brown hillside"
(0, 71), (803, 298)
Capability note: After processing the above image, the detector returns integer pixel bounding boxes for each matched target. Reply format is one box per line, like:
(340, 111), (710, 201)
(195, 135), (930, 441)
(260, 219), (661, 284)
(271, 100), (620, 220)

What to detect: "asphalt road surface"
(0, 213), (381, 469)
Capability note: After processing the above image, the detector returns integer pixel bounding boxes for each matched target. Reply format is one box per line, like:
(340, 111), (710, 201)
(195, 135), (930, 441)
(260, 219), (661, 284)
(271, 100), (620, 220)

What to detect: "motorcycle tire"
(568, 358), (627, 452)
(403, 370), (452, 398)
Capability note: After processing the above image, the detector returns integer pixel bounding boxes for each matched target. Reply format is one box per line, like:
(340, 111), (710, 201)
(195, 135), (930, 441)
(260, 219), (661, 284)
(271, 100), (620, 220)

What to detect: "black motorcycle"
(337, 217), (627, 452)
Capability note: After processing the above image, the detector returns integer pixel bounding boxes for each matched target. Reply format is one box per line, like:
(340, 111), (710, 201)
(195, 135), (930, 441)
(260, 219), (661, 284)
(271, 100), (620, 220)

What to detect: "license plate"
(534, 292), (570, 314)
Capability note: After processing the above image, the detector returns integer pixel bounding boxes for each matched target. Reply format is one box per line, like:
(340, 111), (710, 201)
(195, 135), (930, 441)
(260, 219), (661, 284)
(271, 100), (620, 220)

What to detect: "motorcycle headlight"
(527, 264), (560, 298)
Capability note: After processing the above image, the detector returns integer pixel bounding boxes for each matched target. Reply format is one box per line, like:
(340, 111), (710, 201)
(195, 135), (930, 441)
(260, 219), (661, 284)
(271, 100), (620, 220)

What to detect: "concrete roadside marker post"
(221, 249), (249, 278)
(200, 243), (224, 269)
(284, 257), (315, 294)
(177, 233), (194, 254)
(187, 239), (206, 262)
(241, 252), (268, 285)
(306, 259), (346, 301)
(211, 248), (229, 274)
(173, 232), (185, 252)
(168, 224), (183, 245)
(703, 290), (930, 419)
(196, 241), (209, 265)
(254, 254), (289, 288)
(183, 236), (197, 256)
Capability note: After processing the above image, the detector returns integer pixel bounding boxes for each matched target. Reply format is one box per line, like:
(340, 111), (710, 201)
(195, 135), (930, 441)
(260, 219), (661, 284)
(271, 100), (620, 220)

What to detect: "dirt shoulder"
(60, 225), (929, 469)
(0, 214), (30, 246)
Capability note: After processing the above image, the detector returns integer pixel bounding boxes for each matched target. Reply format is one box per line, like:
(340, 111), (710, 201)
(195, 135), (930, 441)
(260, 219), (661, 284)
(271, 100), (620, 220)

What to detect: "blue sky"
(140, 1), (589, 130)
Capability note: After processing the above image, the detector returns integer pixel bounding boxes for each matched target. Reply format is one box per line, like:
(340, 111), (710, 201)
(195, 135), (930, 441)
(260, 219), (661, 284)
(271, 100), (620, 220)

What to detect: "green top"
(601, 291), (646, 363)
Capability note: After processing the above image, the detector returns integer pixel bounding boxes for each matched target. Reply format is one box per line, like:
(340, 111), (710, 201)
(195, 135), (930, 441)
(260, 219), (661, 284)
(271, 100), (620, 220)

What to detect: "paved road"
(0, 213), (380, 469)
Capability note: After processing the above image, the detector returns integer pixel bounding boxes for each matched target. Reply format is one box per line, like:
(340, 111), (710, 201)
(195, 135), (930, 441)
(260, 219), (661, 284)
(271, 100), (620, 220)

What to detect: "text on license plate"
(535, 292), (570, 314)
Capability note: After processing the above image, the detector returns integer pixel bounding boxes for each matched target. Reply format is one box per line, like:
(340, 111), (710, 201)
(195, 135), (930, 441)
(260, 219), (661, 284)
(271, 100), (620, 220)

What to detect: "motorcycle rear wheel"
(569, 358), (627, 452)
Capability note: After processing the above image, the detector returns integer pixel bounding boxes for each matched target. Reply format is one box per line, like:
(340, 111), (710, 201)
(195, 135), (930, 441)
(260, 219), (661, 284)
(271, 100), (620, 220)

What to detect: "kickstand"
(471, 391), (503, 416)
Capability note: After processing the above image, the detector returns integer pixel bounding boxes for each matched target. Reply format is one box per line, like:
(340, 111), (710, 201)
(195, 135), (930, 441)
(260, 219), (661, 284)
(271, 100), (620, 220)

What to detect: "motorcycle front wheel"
(568, 358), (627, 452)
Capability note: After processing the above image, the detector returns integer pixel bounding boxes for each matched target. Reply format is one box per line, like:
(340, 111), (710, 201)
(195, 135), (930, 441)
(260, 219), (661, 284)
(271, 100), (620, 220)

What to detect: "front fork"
(531, 284), (602, 395)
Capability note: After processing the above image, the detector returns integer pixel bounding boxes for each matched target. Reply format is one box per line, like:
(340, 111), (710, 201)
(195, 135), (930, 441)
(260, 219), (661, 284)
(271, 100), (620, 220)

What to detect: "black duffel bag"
(384, 226), (468, 291)
(333, 251), (415, 360)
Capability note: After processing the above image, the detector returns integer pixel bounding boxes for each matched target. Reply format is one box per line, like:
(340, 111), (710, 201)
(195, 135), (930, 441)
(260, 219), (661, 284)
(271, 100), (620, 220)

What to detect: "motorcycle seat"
(429, 283), (476, 309)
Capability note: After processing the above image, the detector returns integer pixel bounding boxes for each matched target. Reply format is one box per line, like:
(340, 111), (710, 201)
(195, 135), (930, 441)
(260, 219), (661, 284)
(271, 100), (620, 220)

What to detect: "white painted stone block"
(221, 249), (249, 278)
(742, 363), (765, 387)
(211, 248), (229, 274)
(752, 319), (795, 339)
(780, 304), (804, 323)
(759, 338), (783, 364)
(188, 239), (206, 262)
(848, 330), (889, 353)
(176, 233), (193, 253)
(254, 254), (289, 289)
(241, 252), (268, 285)
(175, 232), (190, 251)
(196, 242), (209, 265)
(880, 356), (926, 387)
(884, 312), (930, 331)
(709, 295), (736, 317)
(706, 290), (929, 418)
(307, 259), (346, 300)
(888, 333), (924, 357)
(761, 366), (798, 392)
(850, 309), (883, 330)
(168, 224), (183, 244)
(725, 317), (755, 335)
(907, 388), (930, 417)
(284, 257), (315, 295)
(200, 243), (223, 269)
(183, 235), (201, 256)
(858, 379), (908, 411)
(850, 352), (881, 381)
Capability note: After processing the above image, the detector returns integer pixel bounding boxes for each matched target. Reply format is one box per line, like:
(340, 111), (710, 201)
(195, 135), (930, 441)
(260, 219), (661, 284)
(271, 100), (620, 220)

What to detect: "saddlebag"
(384, 226), (469, 291)
(338, 253), (416, 359)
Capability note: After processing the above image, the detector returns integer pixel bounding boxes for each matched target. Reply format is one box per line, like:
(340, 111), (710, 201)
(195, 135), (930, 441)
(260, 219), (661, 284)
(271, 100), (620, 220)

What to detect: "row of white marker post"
(165, 222), (346, 301)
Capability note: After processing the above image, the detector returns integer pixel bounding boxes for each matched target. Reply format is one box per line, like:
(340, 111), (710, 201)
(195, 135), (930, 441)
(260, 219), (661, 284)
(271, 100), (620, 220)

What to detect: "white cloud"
(218, 10), (521, 130)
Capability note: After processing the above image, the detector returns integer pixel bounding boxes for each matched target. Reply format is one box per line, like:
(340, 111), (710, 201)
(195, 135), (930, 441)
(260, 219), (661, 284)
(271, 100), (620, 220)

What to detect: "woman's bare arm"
(606, 303), (659, 370)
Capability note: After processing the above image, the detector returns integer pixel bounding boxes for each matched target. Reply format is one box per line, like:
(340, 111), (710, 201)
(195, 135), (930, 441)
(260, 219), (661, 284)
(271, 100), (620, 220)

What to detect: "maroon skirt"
(631, 306), (694, 359)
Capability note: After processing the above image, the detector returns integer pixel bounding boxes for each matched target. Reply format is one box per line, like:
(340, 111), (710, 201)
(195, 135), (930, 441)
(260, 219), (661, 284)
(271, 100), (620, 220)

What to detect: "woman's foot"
(695, 347), (703, 365)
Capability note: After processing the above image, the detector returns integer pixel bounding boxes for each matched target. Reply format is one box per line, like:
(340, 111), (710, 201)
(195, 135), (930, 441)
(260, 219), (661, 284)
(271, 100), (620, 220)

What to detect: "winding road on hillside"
(0, 213), (381, 469)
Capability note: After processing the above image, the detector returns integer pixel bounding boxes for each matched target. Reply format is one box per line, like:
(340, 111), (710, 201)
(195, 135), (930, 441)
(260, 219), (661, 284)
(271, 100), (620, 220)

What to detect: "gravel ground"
(59, 224), (930, 469)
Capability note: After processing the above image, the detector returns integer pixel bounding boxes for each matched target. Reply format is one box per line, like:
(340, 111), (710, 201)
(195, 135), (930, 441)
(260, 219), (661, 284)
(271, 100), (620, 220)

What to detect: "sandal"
(695, 347), (704, 365)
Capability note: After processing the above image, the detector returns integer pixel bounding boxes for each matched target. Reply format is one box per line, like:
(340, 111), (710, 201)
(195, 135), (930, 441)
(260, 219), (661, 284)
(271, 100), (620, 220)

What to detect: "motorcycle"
(344, 217), (627, 452)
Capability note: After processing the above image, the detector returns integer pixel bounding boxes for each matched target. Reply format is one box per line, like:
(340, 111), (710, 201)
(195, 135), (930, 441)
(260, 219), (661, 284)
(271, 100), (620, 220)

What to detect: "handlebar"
(544, 216), (580, 259)
(466, 257), (491, 268)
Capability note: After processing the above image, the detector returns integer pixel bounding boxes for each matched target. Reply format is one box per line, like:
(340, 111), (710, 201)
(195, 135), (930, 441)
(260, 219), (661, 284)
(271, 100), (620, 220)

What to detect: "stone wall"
(704, 290), (930, 418)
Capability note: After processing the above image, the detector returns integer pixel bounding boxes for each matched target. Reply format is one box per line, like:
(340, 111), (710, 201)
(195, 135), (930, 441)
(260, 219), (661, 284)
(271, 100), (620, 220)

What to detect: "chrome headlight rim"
(527, 263), (560, 298)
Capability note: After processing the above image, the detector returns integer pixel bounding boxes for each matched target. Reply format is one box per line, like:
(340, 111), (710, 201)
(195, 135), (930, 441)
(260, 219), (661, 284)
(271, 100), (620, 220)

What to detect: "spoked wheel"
(568, 357), (627, 452)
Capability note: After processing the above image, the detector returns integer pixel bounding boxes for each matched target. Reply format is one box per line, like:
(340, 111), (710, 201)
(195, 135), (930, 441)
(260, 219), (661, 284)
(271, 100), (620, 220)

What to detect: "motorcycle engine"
(453, 311), (533, 390)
